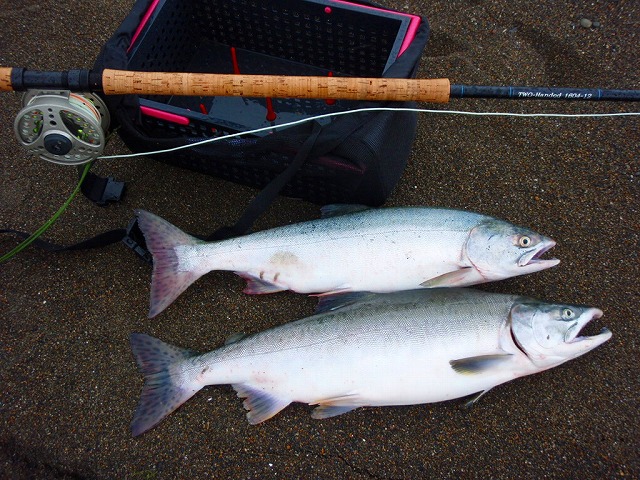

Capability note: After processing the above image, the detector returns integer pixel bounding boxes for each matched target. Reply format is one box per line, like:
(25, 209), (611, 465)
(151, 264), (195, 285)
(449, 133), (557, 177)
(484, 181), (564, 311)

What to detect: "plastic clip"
(79, 168), (126, 206)
(122, 218), (152, 264)
(96, 177), (125, 206)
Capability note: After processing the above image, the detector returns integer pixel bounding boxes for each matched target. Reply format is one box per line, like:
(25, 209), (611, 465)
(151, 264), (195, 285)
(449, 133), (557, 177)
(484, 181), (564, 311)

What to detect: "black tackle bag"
(94, 0), (430, 206)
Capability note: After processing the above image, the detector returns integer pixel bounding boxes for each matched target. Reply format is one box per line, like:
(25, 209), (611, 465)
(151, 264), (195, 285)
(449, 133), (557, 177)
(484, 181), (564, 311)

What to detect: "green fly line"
(0, 161), (93, 263)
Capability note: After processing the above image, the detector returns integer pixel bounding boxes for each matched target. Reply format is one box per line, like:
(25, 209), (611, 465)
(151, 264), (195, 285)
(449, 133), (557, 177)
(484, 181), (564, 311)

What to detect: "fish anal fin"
(421, 267), (483, 288)
(232, 384), (291, 424)
(310, 286), (351, 298)
(312, 404), (359, 419)
(310, 394), (362, 419)
(235, 272), (287, 295)
(450, 354), (513, 375)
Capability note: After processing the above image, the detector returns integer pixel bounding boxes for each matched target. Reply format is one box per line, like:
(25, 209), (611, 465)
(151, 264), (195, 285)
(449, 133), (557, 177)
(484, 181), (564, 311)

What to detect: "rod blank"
(450, 84), (640, 101)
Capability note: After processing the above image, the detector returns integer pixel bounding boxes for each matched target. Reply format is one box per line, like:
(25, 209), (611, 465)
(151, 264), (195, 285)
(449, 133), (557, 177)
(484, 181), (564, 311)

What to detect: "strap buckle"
(122, 218), (152, 264)
(78, 166), (125, 206)
(97, 176), (125, 206)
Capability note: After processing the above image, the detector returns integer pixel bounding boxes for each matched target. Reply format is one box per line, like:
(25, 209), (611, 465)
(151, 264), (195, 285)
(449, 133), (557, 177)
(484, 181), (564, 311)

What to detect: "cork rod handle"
(101, 70), (451, 102)
(0, 67), (451, 102)
(0, 67), (13, 92)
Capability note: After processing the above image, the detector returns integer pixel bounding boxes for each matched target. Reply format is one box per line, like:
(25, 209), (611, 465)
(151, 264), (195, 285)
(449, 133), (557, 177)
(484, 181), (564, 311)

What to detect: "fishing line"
(97, 107), (640, 161)
(3, 106), (637, 262)
(0, 161), (93, 263)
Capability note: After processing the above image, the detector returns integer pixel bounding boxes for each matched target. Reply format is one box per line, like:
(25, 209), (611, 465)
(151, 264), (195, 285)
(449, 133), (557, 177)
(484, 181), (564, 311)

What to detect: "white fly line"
(97, 107), (640, 161)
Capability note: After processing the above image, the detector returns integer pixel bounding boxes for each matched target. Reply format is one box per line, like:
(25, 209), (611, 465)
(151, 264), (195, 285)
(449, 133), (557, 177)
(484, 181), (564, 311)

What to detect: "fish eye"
(562, 308), (575, 320)
(518, 236), (532, 247)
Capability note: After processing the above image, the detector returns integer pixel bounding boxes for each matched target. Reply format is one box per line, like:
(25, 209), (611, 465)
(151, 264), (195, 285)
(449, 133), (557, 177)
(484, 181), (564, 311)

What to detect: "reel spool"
(14, 90), (110, 165)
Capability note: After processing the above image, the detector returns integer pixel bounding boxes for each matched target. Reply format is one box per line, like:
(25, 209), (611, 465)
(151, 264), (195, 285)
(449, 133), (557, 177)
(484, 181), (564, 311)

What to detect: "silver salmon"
(136, 205), (559, 317)
(130, 288), (610, 436)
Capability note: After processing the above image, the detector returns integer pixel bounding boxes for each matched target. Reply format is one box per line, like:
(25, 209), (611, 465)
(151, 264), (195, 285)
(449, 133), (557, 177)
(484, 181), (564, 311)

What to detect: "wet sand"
(0, 0), (638, 478)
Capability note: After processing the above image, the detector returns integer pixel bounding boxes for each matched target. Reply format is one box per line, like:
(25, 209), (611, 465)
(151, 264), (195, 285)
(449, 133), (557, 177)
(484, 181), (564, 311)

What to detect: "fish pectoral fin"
(421, 267), (483, 288)
(462, 389), (492, 408)
(311, 394), (362, 419)
(450, 354), (513, 375)
(235, 272), (287, 295)
(232, 384), (291, 425)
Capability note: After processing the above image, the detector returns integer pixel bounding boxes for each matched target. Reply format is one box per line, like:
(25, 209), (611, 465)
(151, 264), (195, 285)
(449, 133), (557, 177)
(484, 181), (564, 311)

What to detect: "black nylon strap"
(0, 228), (127, 252)
(205, 122), (324, 240)
(205, 113), (367, 240)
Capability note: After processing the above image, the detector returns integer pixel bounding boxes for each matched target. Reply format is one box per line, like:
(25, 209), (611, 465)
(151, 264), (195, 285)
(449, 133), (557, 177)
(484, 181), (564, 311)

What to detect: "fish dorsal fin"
(314, 291), (375, 313)
(320, 204), (371, 218)
(232, 384), (291, 425)
(225, 332), (247, 345)
(450, 354), (513, 375)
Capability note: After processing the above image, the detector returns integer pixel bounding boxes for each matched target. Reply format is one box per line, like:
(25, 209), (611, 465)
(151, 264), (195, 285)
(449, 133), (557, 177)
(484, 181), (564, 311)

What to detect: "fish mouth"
(564, 308), (612, 345)
(517, 239), (560, 269)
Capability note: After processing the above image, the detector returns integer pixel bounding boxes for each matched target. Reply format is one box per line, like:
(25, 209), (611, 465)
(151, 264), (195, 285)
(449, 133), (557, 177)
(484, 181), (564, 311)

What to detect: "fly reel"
(14, 90), (110, 165)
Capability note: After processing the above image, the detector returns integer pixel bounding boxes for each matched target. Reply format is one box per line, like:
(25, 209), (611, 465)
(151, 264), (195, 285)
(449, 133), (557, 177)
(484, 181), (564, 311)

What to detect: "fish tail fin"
(130, 333), (203, 437)
(135, 210), (205, 318)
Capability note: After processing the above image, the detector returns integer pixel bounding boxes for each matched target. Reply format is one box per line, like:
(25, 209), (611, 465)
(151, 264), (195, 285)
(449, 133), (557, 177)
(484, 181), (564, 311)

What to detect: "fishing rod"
(3, 67), (640, 102)
(2, 67), (639, 165)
